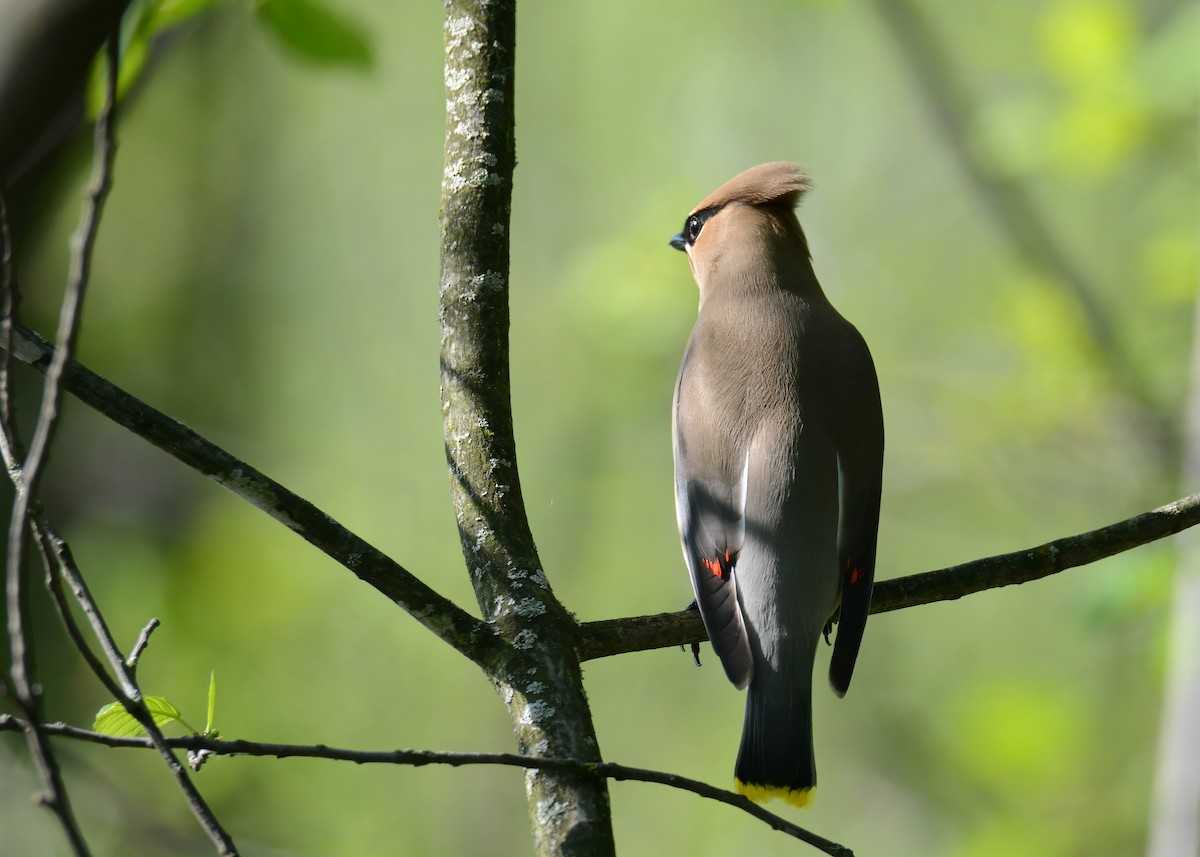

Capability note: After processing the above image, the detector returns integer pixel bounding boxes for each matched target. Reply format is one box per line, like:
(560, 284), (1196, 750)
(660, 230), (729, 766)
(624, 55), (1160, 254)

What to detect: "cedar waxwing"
(670, 163), (883, 807)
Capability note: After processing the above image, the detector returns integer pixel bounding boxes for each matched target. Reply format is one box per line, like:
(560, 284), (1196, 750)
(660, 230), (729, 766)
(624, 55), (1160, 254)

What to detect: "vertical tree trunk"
(437, 2), (616, 854)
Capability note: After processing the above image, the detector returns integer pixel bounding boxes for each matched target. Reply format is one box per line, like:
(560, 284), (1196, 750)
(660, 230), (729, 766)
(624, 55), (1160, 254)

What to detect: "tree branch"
(0, 321), (498, 666)
(1, 30), (124, 857)
(126, 617), (160, 671)
(5, 306), (1191, 667)
(0, 716), (854, 857)
(3, 37), (240, 857)
(437, 2), (615, 854)
(38, 516), (240, 855)
(578, 492), (1200, 660)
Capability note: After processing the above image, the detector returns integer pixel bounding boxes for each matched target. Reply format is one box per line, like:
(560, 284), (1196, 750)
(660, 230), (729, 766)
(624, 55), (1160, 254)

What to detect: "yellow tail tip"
(735, 779), (815, 809)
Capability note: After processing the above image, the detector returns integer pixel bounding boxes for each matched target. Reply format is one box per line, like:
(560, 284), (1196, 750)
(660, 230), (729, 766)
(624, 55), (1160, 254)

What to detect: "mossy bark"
(437, 2), (616, 854)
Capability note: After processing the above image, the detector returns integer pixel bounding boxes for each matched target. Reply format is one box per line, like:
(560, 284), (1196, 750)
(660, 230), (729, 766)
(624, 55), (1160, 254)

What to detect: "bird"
(669, 162), (883, 808)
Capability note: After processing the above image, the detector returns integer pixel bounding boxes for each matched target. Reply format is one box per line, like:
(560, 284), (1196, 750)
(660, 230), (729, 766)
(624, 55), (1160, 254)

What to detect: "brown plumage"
(692, 161), (812, 210)
(670, 163), (883, 807)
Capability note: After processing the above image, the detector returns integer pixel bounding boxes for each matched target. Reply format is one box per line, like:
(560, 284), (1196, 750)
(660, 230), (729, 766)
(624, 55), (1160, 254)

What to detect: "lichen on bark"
(437, 2), (616, 854)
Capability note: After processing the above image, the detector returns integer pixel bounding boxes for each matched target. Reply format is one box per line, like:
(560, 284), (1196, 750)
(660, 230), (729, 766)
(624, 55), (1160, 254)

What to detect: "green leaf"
(205, 670), (217, 736)
(93, 696), (184, 737)
(256, 0), (373, 67)
(85, 0), (235, 117)
(148, 0), (233, 31)
(85, 29), (148, 118)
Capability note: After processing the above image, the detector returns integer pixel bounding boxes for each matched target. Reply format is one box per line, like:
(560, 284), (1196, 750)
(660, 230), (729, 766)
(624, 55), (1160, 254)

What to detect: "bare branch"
(0, 30), (126, 857)
(0, 322), (497, 665)
(37, 520), (123, 691)
(5, 298), (1191, 665)
(577, 609), (707, 662)
(19, 29), (118, 495)
(126, 617), (161, 671)
(578, 492), (1200, 660)
(35, 520), (239, 855)
(871, 492), (1200, 612)
(868, 0), (1179, 466)
(0, 716), (855, 857)
(0, 707), (90, 857)
(1, 37), (240, 857)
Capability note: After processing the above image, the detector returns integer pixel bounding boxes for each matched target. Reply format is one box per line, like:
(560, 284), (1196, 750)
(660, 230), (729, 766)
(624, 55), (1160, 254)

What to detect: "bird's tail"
(733, 659), (817, 808)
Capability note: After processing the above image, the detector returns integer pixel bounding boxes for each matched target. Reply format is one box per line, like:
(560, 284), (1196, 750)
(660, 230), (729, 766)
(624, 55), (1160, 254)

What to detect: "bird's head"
(670, 162), (813, 293)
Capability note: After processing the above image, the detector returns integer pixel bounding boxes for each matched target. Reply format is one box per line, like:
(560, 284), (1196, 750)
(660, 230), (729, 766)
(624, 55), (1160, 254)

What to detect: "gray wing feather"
(673, 344), (754, 689)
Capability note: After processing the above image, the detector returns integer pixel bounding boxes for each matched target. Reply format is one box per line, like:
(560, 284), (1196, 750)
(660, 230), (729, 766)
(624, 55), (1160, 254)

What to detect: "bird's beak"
(669, 234), (686, 251)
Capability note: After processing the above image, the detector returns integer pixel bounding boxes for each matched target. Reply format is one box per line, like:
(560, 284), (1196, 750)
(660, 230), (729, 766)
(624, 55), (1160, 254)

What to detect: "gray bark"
(437, 2), (616, 854)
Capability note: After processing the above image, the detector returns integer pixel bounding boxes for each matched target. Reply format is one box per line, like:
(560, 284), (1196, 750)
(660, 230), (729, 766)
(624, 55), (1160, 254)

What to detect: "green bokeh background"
(2, 0), (1197, 854)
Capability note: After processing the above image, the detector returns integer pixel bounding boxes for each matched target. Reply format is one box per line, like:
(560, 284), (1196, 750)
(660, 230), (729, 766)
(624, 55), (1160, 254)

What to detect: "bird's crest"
(691, 162), (811, 214)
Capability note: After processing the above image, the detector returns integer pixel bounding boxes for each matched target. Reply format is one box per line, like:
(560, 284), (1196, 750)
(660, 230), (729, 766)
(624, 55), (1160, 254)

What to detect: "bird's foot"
(681, 599), (702, 666)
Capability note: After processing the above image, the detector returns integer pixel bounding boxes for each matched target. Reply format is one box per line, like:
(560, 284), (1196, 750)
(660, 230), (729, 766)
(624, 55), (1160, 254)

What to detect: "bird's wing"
(826, 323), (884, 697)
(673, 347), (754, 689)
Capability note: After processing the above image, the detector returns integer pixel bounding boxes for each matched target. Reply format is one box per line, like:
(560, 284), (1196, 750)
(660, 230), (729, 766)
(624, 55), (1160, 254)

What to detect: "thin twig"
(37, 522), (240, 855)
(29, 518), (226, 845)
(578, 492), (1200, 660)
(2, 38), (239, 857)
(0, 26), (130, 854)
(37, 522), (121, 692)
(868, 0), (1178, 466)
(19, 28), (118, 500)
(7, 19), (122, 677)
(871, 492), (1200, 612)
(0, 716), (854, 857)
(0, 31), (128, 857)
(127, 618), (161, 671)
(0, 321), (497, 666)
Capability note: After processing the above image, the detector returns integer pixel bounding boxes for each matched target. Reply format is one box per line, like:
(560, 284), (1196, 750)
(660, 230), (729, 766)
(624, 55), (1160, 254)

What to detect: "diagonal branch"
(0, 322), (498, 666)
(578, 492), (1200, 660)
(0, 717), (855, 857)
(4, 308), (1193, 666)
(868, 0), (1179, 466)
(37, 514), (239, 855)
(126, 617), (160, 671)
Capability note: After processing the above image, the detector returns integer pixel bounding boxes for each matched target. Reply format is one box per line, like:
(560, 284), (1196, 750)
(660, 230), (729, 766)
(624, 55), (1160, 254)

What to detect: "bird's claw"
(679, 600), (702, 666)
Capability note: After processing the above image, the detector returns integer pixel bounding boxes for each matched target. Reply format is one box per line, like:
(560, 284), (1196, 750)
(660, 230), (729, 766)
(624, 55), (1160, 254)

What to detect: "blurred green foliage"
(255, 0), (372, 67)
(1, 0), (1196, 855)
(86, 0), (369, 115)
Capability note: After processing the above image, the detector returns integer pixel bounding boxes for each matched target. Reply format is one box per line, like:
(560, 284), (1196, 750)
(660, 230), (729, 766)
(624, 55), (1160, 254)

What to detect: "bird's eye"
(682, 208), (717, 246)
